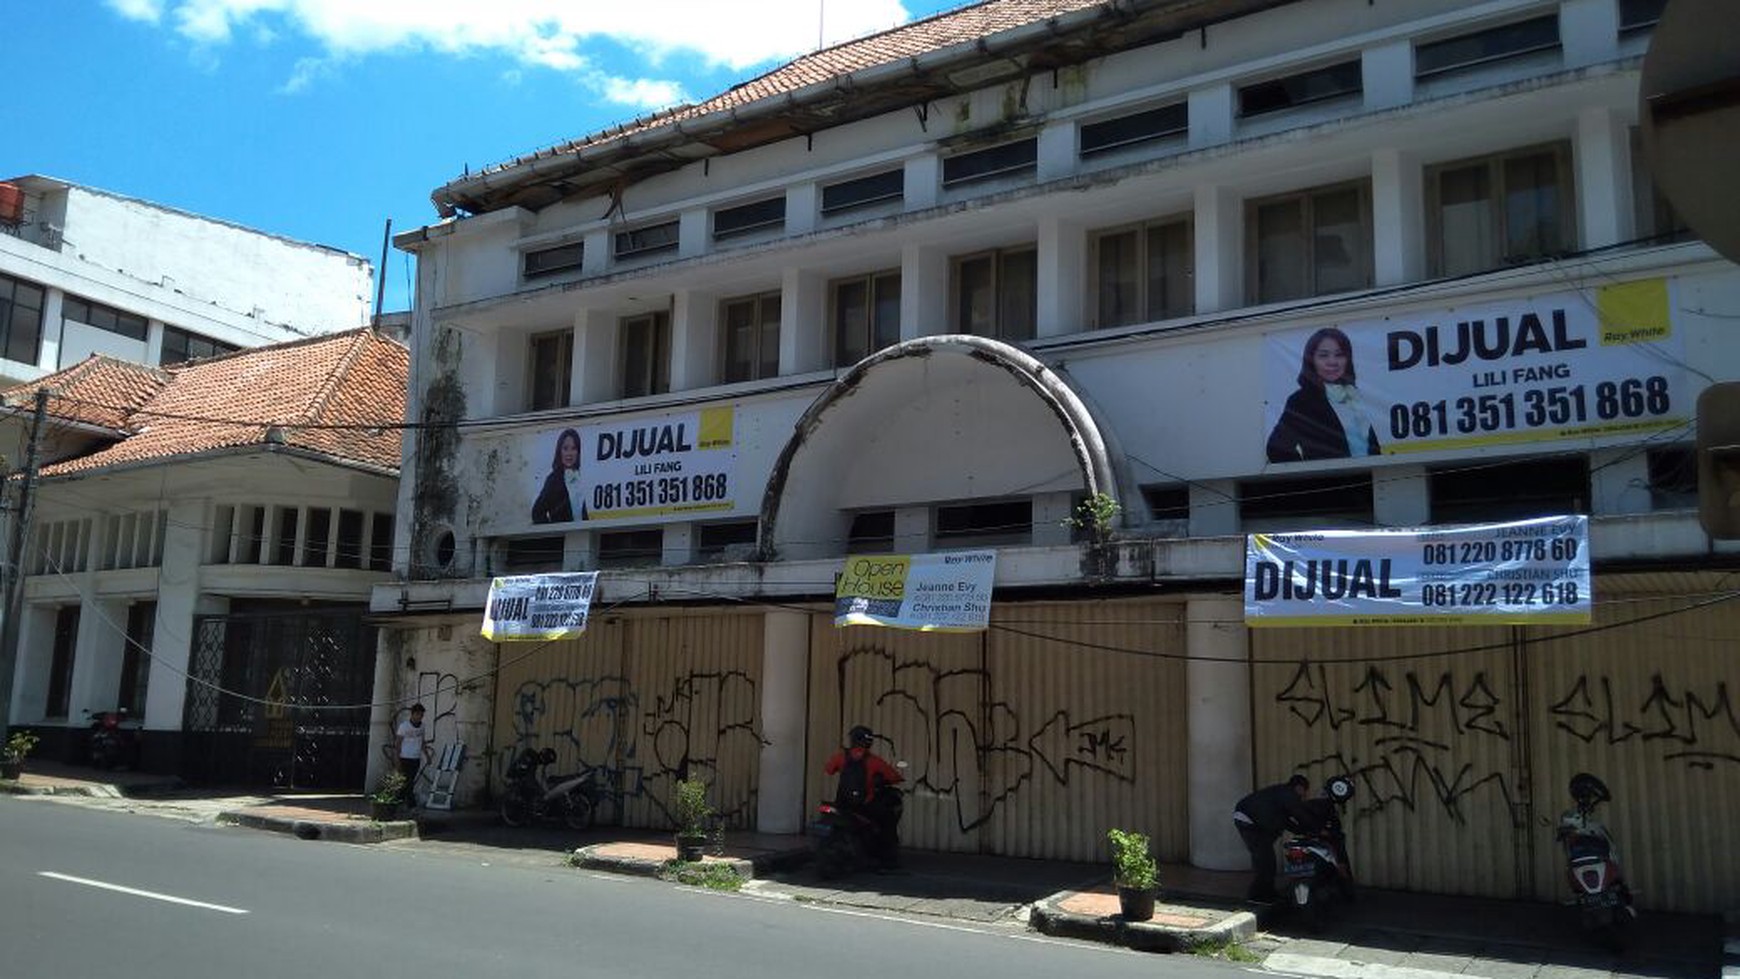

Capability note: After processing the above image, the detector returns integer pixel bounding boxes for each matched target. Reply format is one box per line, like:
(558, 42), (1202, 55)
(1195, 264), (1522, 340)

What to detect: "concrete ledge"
(0, 778), (125, 799)
(573, 841), (780, 880)
(1030, 891), (1257, 953)
(216, 810), (419, 844)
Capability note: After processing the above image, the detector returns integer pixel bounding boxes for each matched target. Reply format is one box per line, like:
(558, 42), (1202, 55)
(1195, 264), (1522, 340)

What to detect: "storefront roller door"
(1252, 624), (1528, 898)
(1523, 574), (1740, 914)
(809, 598), (1187, 862)
(492, 609), (763, 830)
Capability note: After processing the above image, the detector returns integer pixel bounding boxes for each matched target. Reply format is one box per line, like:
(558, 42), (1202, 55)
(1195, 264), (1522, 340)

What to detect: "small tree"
(1107, 828), (1158, 891)
(3, 731), (39, 762)
(672, 777), (713, 839)
(1064, 492), (1122, 542)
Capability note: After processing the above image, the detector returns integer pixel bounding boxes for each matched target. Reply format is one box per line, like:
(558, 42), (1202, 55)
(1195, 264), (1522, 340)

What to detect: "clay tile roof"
(36, 328), (407, 479)
(1, 355), (170, 432)
(478, 0), (1104, 175)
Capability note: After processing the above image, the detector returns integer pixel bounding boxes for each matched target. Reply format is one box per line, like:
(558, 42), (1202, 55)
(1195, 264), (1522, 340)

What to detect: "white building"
(374, 0), (1739, 912)
(3, 329), (406, 788)
(0, 174), (373, 387)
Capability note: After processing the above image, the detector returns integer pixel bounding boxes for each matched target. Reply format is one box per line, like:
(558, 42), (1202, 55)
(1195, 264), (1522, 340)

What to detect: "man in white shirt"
(395, 703), (431, 807)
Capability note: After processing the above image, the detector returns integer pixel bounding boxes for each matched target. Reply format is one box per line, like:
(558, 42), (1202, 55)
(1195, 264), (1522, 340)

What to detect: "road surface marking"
(1264, 952), (1468, 979)
(39, 872), (250, 915)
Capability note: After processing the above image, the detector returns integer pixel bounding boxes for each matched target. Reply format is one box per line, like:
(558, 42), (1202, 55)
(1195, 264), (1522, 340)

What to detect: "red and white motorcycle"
(1556, 772), (1635, 949)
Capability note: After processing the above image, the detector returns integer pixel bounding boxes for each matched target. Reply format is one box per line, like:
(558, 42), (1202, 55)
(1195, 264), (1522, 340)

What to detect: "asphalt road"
(0, 795), (1255, 979)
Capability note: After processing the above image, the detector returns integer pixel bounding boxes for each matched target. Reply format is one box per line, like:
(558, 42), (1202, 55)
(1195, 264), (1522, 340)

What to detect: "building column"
(670, 288), (718, 392)
(780, 269), (827, 375)
(1036, 119), (1077, 182)
(904, 154), (941, 211)
(678, 207), (708, 260)
(1186, 595), (1251, 871)
(1188, 479), (1239, 538)
(1193, 185), (1242, 315)
(900, 243), (948, 340)
(1362, 40), (1414, 111)
(1576, 106), (1634, 250)
(574, 308), (619, 404)
(366, 628), (399, 790)
(661, 523), (696, 567)
(1031, 491), (1075, 547)
(787, 183), (819, 236)
(1373, 464), (1430, 527)
(37, 289), (66, 372)
(65, 597), (126, 725)
(142, 500), (208, 733)
(1188, 83), (1235, 150)
(1372, 148), (1425, 287)
(757, 609), (811, 833)
(1036, 214), (1085, 338)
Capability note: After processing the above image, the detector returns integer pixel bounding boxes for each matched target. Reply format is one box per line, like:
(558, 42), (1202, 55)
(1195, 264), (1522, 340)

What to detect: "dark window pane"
(336, 509), (365, 570)
(613, 220), (680, 259)
(1239, 60), (1362, 117)
(1620, 0), (1666, 31)
(274, 508), (299, 566)
(1503, 151), (1565, 262)
(118, 601), (155, 718)
(848, 510), (895, 553)
(1142, 485), (1191, 522)
(524, 241), (584, 277)
(935, 500), (1032, 546)
(1239, 474), (1374, 528)
(0, 273), (45, 365)
(1080, 103), (1188, 156)
(1096, 230), (1140, 328)
(955, 256), (995, 335)
(697, 520), (758, 560)
(714, 197), (786, 240)
(941, 139), (1038, 186)
(1256, 199), (1307, 303)
(872, 274), (901, 351)
(304, 508), (332, 567)
(1438, 163), (1497, 276)
(1646, 447), (1697, 510)
(504, 535), (565, 572)
(369, 513), (394, 571)
(821, 169), (904, 215)
(1312, 187), (1366, 295)
(64, 295), (148, 340)
(596, 529), (662, 569)
(722, 299), (757, 383)
(1145, 222), (1193, 321)
(1416, 15), (1560, 78)
(1429, 458), (1588, 524)
(757, 295), (781, 379)
(834, 279), (869, 367)
(998, 249), (1037, 341)
(47, 605), (80, 717)
(529, 331), (573, 410)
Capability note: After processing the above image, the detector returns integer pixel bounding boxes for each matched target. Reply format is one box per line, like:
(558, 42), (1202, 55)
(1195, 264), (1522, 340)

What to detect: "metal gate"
(808, 598), (1189, 862)
(182, 609), (376, 789)
(490, 609), (765, 830)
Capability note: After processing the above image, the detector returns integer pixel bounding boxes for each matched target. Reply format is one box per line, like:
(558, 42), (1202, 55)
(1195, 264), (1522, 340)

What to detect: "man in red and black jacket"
(823, 725), (904, 865)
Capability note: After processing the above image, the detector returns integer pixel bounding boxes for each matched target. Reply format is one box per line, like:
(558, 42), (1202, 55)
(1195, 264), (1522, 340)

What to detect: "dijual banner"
(482, 572), (599, 642)
(1262, 279), (1687, 464)
(527, 407), (737, 526)
(834, 551), (997, 632)
(1245, 515), (1590, 627)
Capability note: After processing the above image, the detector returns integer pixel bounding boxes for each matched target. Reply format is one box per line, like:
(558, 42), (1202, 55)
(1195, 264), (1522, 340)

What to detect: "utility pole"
(0, 387), (51, 735)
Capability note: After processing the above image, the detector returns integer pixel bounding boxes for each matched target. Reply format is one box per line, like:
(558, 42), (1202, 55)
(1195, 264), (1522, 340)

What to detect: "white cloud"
(124, 1), (914, 71)
(278, 56), (335, 94)
(596, 75), (689, 111)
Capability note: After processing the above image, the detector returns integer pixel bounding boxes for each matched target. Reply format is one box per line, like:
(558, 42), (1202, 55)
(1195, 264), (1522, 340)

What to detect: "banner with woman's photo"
(1262, 278), (1689, 463)
(528, 407), (738, 525)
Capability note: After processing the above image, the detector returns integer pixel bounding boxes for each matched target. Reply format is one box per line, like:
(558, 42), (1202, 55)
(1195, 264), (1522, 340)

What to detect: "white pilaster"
(1186, 595), (1252, 871)
(142, 499), (206, 731)
(1189, 479), (1239, 537)
(1575, 106), (1634, 250)
(1032, 491), (1076, 547)
(1193, 185), (1243, 314)
(787, 183), (819, 236)
(1372, 148), (1425, 287)
(1188, 84), (1235, 149)
(1036, 119), (1078, 181)
(758, 610), (812, 833)
(904, 154), (941, 211)
(780, 269), (827, 375)
(574, 308), (619, 404)
(582, 229), (611, 276)
(670, 289), (719, 392)
(1372, 464), (1430, 527)
(678, 207), (709, 260)
(900, 243), (949, 340)
(1037, 214), (1086, 337)
(1561, 0), (1620, 69)
(661, 523), (696, 567)
(1362, 40), (1414, 111)
(894, 507), (929, 553)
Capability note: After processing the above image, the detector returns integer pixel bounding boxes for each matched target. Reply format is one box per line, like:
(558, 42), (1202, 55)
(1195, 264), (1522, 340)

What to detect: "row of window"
(209, 504), (395, 571)
(519, 2), (1668, 286)
(523, 136), (1685, 409)
(41, 601), (156, 722)
(0, 272), (240, 368)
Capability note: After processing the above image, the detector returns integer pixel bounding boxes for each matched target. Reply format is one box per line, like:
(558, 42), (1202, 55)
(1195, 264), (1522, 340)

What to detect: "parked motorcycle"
(499, 747), (602, 830)
(85, 708), (141, 770)
(1556, 772), (1634, 948)
(812, 784), (904, 879)
(1278, 774), (1356, 929)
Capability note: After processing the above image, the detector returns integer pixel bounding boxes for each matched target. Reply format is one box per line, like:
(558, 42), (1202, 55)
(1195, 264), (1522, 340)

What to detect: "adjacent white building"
(374, 0), (1739, 912)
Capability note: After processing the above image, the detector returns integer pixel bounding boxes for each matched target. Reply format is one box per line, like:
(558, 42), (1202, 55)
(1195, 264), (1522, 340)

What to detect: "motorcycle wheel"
(815, 835), (852, 880)
(500, 788), (534, 827)
(1293, 881), (1324, 932)
(562, 790), (595, 831)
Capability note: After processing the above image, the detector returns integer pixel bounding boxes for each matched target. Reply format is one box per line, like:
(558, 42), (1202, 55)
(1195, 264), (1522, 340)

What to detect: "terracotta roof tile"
(37, 329), (407, 478)
(1, 356), (169, 431)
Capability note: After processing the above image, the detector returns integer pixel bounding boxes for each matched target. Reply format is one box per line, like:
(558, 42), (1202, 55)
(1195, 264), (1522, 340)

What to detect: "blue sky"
(3, 1), (962, 314)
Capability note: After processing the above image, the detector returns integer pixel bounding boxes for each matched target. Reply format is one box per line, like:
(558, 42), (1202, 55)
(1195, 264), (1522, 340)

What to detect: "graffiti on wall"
(502, 669), (764, 825)
(834, 646), (1138, 833)
(1549, 674), (1740, 769)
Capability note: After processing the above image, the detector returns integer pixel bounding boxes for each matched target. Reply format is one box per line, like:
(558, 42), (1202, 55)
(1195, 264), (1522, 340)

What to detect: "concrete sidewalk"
(4, 762), (1730, 979)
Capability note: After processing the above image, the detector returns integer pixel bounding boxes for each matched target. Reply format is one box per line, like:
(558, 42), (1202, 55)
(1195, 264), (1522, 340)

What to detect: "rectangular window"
(831, 271), (901, 368)
(304, 508), (332, 567)
(0, 272), (46, 365)
(369, 513), (395, 571)
(160, 326), (238, 366)
(1249, 182), (1371, 303)
(613, 220), (680, 260)
(821, 169), (904, 215)
(1080, 102), (1188, 157)
(1619, 0), (1666, 33)
(1092, 218), (1193, 328)
(63, 295), (149, 341)
(1238, 60), (1362, 118)
(524, 241), (584, 278)
(118, 601), (156, 719)
(502, 535), (565, 573)
(935, 499), (1032, 548)
(46, 605), (80, 718)
(597, 529), (663, 569)
(1429, 457), (1588, 524)
(1428, 143), (1573, 277)
(1415, 14), (1560, 80)
(1630, 128), (1693, 244)
(696, 520), (758, 562)
(241, 506), (266, 564)
(528, 330), (574, 410)
(1239, 474), (1374, 531)
(620, 311), (671, 398)
(1142, 485), (1191, 523)
(274, 507), (300, 566)
(720, 292), (781, 383)
(336, 509), (365, 570)
(209, 505), (235, 564)
(713, 196), (786, 240)
(952, 246), (1037, 341)
(1646, 447), (1697, 510)
(847, 510), (895, 554)
(941, 138), (1038, 187)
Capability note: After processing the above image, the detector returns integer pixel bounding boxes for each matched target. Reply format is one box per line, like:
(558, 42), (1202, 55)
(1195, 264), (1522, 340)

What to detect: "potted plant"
(1107, 827), (1159, 921)
(2, 730), (39, 780)
(671, 777), (713, 862)
(369, 770), (407, 821)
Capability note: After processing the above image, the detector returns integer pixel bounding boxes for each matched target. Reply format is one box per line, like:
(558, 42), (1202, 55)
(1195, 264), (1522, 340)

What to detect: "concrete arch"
(758, 335), (1132, 560)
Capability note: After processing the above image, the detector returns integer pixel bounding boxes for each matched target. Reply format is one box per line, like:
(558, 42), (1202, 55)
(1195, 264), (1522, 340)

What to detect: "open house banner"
(835, 551), (997, 632)
(1262, 278), (1688, 464)
(482, 572), (599, 641)
(527, 407), (738, 526)
(1245, 515), (1590, 627)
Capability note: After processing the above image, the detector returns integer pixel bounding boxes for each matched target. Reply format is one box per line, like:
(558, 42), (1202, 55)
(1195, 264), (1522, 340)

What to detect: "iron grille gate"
(182, 609), (376, 789)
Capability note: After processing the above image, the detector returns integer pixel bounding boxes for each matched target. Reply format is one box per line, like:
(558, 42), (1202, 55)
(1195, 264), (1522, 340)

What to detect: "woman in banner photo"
(1266, 326), (1382, 463)
(531, 428), (589, 524)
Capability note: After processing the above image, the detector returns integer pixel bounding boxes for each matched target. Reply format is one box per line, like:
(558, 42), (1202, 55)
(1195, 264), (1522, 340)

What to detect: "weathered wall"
(374, 620), (498, 808)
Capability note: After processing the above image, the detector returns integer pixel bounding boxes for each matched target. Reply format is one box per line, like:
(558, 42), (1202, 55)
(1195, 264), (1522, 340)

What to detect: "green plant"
(1188, 937), (1261, 963)
(370, 770), (407, 806)
(659, 859), (744, 891)
(671, 777), (713, 837)
(1064, 492), (1122, 539)
(3, 731), (39, 761)
(1107, 827), (1158, 891)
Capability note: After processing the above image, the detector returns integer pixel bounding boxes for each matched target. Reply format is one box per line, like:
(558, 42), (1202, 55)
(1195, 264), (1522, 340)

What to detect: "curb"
(216, 810), (419, 844)
(573, 843), (811, 880)
(1029, 893), (1257, 953)
(1, 779), (126, 799)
